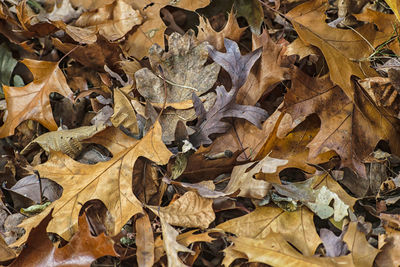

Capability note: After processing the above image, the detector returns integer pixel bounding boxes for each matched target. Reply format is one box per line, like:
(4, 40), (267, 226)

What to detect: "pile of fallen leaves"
(0, 0), (399, 265)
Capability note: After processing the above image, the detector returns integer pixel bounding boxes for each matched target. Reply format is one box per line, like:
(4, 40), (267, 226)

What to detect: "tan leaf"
(149, 191), (215, 229)
(21, 124), (107, 158)
(286, 0), (377, 100)
(217, 206), (321, 256)
(70, 0), (115, 11)
(74, 0), (143, 41)
(197, 10), (246, 51)
(223, 156), (288, 199)
(285, 38), (319, 60)
(160, 217), (194, 267)
(0, 59), (73, 138)
(343, 222), (379, 266)
(111, 87), (139, 134)
(122, 0), (210, 59)
(177, 230), (216, 247)
(15, 122), (171, 242)
(136, 212), (154, 267)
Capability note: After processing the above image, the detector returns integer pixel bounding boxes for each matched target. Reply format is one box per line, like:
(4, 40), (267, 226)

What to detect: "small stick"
(34, 170), (44, 204)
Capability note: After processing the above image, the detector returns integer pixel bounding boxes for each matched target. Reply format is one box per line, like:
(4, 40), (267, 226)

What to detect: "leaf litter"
(0, 0), (399, 266)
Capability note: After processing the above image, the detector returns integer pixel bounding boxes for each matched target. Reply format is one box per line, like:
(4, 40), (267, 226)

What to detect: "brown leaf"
(0, 235), (15, 263)
(217, 206), (321, 256)
(280, 68), (400, 190)
(11, 211), (117, 267)
(237, 29), (291, 105)
(197, 9), (246, 51)
(15, 122), (171, 242)
(135, 212), (154, 267)
(122, 0), (210, 59)
(149, 191), (215, 228)
(0, 59), (73, 138)
(286, 0), (377, 100)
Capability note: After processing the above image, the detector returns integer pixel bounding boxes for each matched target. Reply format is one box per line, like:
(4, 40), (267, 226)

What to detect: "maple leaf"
(16, 123), (171, 242)
(11, 211), (118, 267)
(0, 59), (73, 138)
(281, 69), (400, 195)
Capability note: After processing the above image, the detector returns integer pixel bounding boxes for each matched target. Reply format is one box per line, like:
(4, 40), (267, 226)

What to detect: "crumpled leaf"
(70, 0), (115, 11)
(149, 191), (215, 229)
(122, 0), (210, 59)
(223, 156), (288, 199)
(40, 0), (82, 23)
(160, 217), (194, 267)
(0, 59), (74, 138)
(74, 0), (143, 42)
(15, 122), (171, 242)
(111, 87), (139, 135)
(10, 211), (118, 267)
(21, 124), (107, 158)
(217, 206), (321, 256)
(197, 10), (246, 51)
(0, 235), (16, 263)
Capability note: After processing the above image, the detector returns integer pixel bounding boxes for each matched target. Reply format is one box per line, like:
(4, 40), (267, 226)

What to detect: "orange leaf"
(0, 59), (73, 138)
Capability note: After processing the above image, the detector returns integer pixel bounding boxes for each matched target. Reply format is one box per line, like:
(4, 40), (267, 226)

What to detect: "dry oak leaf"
(74, 0), (143, 42)
(148, 191), (215, 229)
(217, 206), (321, 256)
(70, 0), (115, 11)
(111, 86), (139, 135)
(197, 9), (246, 51)
(122, 0), (210, 59)
(375, 224), (400, 266)
(11, 211), (117, 267)
(160, 217), (194, 267)
(286, 0), (378, 101)
(383, 0), (400, 22)
(10, 214), (118, 267)
(237, 29), (291, 105)
(224, 232), (355, 267)
(135, 212), (155, 267)
(280, 68), (400, 188)
(17, 122), (171, 242)
(0, 59), (73, 138)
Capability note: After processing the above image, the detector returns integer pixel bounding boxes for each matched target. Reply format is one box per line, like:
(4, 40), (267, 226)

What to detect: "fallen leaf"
(11, 211), (118, 267)
(16, 122), (171, 242)
(0, 235), (15, 263)
(0, 42), (18, 96)
(111, 87), (139, 135)
(122, 0), (210, 59)
(223, 155), (287, 199)
(135, 212), (154, 267)
(197, 9), (246, 50)
(160, 217), (194, 267)
(74, 0), (142, 41)
(320, 228), (348, 257)
(40, 0), (82, 23)
(0, 59), (74, 138)
(280, 68), (400, 188)
(234, 0), (264, 34)
(286, 0), (377, 100)
(149, 191), (215, 228)
(217, 206), (321, 256)
(21, 124), (107, 158)
(384, 0), (400, 22)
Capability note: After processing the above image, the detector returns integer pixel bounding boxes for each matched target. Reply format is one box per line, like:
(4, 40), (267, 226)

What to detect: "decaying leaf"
(135, 212), (154, 267)
(0, 42), (18, 96)
(0, 59), (74, 138)
(149, 191), (215, 229)
(21, 124), (107, 158)
(160, 217), (194, 267)
(234, 0), (264, 34)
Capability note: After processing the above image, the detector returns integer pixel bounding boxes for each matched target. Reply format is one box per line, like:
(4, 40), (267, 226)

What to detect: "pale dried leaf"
(111, 87), (139, 134)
